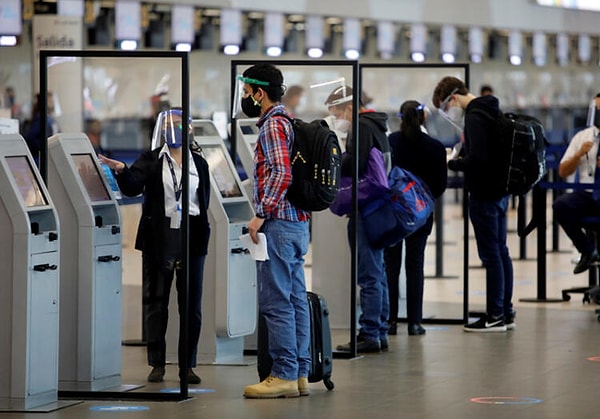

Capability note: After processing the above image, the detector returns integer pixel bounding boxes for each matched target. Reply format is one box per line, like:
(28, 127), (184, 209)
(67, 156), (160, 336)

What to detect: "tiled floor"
(7, 194), (600, 418)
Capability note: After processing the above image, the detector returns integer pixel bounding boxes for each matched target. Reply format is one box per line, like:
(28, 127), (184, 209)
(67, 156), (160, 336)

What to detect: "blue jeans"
(469, 196), (514, 318)
(257, 219), (311, 381)
(348, 216), (389, 342)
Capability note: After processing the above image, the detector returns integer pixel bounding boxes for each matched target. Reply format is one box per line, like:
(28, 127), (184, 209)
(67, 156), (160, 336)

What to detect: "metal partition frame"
(230, 59), (361, 359)
(359, 63), (470, 324)
(39, 50), (192, 402)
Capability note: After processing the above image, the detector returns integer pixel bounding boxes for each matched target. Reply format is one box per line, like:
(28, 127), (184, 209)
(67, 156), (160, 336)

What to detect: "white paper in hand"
(239, 233), (269, 261)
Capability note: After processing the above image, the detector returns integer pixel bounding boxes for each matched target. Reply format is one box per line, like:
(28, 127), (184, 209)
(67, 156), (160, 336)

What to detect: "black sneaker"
(463, 315), (506, 333)
(505, 311), (516, 331)
(574, 250), (600, 274)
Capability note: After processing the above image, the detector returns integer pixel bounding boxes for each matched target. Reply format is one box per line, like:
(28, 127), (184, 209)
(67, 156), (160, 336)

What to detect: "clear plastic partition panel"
(40, 50), (190, 400)
(360, 64), (469, 324)
(45, 54), (183, 154)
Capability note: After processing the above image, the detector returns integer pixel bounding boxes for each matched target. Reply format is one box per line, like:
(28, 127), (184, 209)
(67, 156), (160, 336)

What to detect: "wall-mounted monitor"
(5, 156), (49, 207)
(202, 144), (243, 199)
(71, 153), (111, 202)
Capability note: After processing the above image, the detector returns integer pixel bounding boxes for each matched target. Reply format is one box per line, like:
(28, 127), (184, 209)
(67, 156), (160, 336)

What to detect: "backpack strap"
(271, 112), (294, 137)
(517, 195), (538, 238)
(272, 112), (293, 123)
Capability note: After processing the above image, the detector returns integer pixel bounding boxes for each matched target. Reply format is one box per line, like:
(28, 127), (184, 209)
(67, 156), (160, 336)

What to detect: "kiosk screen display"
(194, 123), (220, 137)
(72, 154), (111, 202)
(202, 145), (243, 198)
(240, 124), (258, 135)
(5, 156), (48, 207)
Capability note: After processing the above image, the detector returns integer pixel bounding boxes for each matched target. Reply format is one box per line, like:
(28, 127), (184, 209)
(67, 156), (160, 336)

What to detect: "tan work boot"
(298, 377), (310, 396)
(243, 376), (300, 399)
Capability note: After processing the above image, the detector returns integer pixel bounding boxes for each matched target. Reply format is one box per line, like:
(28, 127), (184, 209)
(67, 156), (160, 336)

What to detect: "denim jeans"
(348, 216), (389, 342)
(257, 219), (311, 381)
(469, 195), (514, 318)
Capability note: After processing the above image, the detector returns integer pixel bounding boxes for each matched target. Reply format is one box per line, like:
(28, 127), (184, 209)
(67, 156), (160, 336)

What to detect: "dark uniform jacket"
(115, 147), (211, 261)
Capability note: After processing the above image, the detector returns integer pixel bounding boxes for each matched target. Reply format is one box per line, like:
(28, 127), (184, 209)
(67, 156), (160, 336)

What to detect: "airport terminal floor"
(15, 195), (600, 419)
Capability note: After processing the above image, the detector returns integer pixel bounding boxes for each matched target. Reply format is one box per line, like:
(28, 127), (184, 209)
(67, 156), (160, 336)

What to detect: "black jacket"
(115, 147), (211, 260)
(388, 130), (447, 199)
(341, 110), (391, 177)
(448, 95), (506, 200)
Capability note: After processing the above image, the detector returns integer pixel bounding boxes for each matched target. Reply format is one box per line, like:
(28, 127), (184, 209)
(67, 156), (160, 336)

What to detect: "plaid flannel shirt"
(253, 104), (310, 222)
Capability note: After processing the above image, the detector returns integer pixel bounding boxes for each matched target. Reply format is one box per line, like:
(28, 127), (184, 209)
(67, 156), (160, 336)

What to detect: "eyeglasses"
(440, 88), (459, 112)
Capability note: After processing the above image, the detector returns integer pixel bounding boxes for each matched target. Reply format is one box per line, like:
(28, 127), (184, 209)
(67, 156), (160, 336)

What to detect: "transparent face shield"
(311, 78), (353, 139)
(232, 75), (270, 119)
(436, 88), (464, 132)
(150, 109), (192, 150)
(314, 78), (352, 108)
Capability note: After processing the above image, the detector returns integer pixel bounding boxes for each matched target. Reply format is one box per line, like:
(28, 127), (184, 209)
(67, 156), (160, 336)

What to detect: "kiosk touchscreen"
(166, 120), (256, 365)
(234, 118), (259, 198)
(0, 134), (60, 410)
(47, 133), (124, 391)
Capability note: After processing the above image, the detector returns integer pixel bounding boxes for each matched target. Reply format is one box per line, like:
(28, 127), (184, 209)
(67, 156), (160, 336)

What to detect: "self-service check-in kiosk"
(234, 118), (259, 199)
(0, 134), (60, 410)
(166, 120), (256, 365)
(47, 133), (123, 391)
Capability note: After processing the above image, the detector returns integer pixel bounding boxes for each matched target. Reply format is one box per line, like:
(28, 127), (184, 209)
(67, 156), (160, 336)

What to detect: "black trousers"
(384, 216), (433, 324)
(143, 228), (205, 368)
(553, 190), (600, 254)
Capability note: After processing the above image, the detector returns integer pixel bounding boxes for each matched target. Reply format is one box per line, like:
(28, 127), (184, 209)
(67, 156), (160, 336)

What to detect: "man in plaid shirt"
(240, 64), (311, 399)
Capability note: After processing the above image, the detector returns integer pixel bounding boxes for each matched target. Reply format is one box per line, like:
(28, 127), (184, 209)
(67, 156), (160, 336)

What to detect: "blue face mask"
(163, 122), (184, 148)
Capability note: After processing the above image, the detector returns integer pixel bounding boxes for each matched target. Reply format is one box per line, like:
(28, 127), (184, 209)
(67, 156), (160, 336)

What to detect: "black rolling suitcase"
(257, 291), (334, 390)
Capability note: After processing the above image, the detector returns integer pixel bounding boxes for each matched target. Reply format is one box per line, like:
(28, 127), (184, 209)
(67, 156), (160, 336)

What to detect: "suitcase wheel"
(323, 378), (334, 391)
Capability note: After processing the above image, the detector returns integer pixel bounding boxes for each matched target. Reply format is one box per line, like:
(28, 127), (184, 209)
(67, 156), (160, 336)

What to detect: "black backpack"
(473, 109), (547, 196)
(276, 114), (342, 212)
(474, 109), (548, 236)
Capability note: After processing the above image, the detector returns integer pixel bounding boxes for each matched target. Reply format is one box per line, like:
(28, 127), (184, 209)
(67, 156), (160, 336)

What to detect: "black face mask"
(241, 95), (261, 118)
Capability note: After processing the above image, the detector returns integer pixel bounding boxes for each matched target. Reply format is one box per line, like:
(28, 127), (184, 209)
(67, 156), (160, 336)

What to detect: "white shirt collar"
(158, 145), (197, 172)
